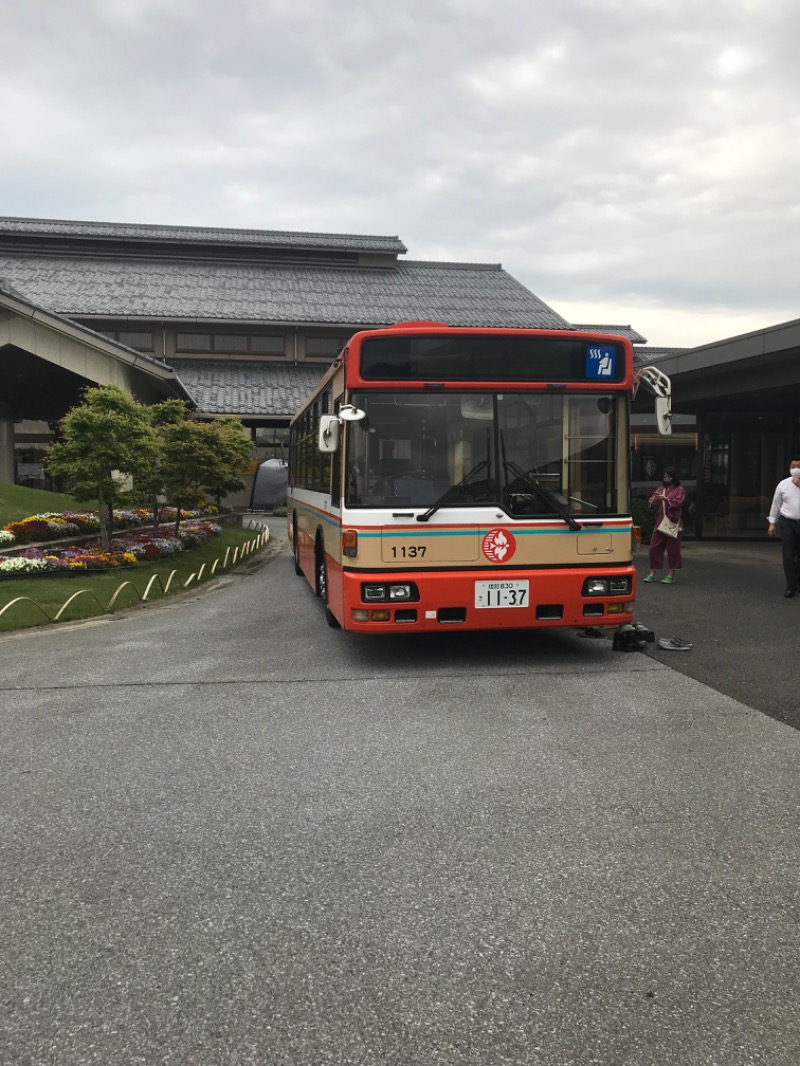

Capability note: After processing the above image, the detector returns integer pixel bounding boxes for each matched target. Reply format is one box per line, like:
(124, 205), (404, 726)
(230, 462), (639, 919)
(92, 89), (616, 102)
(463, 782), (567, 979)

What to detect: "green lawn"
(0, 483), (92, 526)
(0, 526), (266, 632)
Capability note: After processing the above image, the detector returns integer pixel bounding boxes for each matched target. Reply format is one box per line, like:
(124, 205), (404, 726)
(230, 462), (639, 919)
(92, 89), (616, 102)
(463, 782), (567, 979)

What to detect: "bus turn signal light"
(343, 529), (358, 558)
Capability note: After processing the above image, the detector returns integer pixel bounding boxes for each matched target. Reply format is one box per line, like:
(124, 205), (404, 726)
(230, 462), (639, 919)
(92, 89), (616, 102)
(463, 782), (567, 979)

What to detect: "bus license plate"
(474, 580), (529, 609)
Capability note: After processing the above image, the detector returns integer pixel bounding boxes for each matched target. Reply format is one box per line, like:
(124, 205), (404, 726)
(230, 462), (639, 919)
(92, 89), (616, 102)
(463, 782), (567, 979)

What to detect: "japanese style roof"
(571, 324), (648, 344)
(0, 254), (570, 330)
(2, 217), (663, 423)
(0, 216), (407, 255)
(174, 360), (326, 418)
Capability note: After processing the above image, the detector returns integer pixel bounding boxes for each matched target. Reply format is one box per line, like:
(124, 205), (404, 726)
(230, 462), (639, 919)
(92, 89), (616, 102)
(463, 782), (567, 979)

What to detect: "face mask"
(791, 468), (800, 479)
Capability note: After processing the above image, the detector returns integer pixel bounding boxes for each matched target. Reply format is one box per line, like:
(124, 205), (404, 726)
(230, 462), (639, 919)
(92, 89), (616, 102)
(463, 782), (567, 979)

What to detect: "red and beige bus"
(288, 322), (670, 636)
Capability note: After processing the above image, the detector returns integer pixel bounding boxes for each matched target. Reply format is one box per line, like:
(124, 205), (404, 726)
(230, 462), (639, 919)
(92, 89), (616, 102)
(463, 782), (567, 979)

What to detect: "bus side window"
(331, 393), (343, 506)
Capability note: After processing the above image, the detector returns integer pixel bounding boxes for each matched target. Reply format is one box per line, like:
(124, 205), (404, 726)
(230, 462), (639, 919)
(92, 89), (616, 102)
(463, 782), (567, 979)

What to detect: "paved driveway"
(633, 537), (799, 731)
(1, 525), (799, 1065)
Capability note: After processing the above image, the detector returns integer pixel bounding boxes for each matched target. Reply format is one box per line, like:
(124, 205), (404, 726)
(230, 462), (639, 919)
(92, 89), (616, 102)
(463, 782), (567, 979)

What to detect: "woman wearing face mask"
(767, 459), (800, 597)
(643, 466), (686, 584)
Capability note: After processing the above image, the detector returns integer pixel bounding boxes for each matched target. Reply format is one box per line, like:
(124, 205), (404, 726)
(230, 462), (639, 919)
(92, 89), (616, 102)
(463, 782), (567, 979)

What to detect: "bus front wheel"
(316, 543), (340, 629)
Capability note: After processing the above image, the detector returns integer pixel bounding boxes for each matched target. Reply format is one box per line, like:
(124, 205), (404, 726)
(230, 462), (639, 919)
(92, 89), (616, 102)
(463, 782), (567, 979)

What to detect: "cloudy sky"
(2, 0), (798, 346)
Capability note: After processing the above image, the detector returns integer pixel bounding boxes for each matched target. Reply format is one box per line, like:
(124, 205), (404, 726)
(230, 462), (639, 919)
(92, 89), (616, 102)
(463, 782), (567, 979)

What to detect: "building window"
(250, 335), (286, 354)
(177, 333), (212, 351)
(212, 334), (248, 353)
(306, 337), (347, 358)
(176, 333), (285, 355)
(102, 330), (154, 351)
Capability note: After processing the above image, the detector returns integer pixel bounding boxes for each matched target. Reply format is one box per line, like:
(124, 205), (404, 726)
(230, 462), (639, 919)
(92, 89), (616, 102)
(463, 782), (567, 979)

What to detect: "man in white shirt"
(767, 459), (800, 597)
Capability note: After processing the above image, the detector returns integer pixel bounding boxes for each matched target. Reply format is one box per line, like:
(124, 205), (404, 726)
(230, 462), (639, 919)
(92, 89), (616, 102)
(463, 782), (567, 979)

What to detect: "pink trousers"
(648, 529), (682, 571)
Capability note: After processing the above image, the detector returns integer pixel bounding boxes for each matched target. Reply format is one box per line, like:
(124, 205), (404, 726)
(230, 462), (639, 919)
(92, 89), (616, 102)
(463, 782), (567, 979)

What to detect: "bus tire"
(316, 541), (340, 628)
(292, 519), (303, 576)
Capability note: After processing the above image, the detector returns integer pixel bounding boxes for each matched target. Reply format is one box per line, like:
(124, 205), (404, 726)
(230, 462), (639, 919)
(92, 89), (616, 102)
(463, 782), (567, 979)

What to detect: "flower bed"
(1, 505), (226, 548)
(0, 520), (223, 576)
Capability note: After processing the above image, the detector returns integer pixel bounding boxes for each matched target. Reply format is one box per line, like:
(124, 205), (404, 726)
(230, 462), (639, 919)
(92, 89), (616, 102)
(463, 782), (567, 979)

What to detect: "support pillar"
(0, 403), (15, 484)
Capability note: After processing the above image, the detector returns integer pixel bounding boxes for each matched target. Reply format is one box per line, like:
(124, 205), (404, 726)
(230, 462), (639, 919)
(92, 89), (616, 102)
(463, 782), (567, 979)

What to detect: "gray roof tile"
(0, 254), (569, 330)
(571, 324), (648, 344)
(174, 360), (326, 416)
(0, 216), (406, 254)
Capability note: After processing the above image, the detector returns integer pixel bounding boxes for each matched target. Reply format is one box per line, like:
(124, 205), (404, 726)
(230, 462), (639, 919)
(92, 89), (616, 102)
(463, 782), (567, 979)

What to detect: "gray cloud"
(1, 0), (797, 344)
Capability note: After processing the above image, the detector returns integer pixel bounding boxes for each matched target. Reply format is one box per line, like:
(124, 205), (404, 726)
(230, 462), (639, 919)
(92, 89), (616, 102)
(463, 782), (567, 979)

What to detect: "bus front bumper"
(338, 566), (636, 632)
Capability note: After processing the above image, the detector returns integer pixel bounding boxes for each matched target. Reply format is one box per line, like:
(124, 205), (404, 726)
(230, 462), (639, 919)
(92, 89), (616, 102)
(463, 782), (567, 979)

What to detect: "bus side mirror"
(655, 396), (672, 436)
(318, 415), (340, 452)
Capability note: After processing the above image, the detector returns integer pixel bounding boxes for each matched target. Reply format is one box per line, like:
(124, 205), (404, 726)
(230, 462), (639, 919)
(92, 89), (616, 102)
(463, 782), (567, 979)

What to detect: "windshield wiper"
(502, 456), (581, 531)
(416, 459), (489, 522)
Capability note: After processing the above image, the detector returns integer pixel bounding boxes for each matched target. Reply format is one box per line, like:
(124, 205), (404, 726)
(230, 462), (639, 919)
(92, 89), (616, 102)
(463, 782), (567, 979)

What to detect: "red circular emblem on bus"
(482, 528), (516, 563)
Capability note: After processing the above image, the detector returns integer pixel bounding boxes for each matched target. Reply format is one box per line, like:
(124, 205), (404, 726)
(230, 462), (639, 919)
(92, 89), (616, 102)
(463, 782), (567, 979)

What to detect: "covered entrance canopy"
(655, 319), (800, 414)
(1, 345), (100, 422)
(647, 319), (800, 538)
(0, 280), (192, 483)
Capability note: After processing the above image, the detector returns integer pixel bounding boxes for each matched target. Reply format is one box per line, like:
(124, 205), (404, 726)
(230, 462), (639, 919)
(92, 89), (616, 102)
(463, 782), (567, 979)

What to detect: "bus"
(288, 322), (671, 638)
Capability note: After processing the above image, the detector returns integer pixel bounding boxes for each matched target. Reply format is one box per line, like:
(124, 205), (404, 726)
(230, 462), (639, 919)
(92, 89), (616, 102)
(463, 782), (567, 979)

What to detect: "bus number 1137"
(390, 545), (427, 558)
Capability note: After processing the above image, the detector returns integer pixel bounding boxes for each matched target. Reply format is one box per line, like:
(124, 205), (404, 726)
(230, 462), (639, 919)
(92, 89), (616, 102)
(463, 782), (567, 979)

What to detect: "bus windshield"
(344, 391), (625, 516)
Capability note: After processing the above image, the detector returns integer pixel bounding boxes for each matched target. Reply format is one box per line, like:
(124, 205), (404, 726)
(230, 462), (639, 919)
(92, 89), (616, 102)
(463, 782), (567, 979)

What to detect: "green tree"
(47, 385), (158, 550)
(137, 398), (190, 528)
(142, 412), (252, 535)
(202, 417), (253, 508)
(159, 420), (219, 536)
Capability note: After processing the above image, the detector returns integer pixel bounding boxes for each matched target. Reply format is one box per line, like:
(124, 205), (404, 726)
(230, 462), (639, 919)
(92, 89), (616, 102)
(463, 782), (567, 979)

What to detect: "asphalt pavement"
(631, 536), (799, 731)
(1, 520), (800, 1066)
(255, 515), (798, 731)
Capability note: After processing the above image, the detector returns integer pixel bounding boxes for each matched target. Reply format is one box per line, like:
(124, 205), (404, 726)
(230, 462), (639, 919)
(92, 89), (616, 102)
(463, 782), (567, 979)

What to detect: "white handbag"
(657, 513), (680, 538)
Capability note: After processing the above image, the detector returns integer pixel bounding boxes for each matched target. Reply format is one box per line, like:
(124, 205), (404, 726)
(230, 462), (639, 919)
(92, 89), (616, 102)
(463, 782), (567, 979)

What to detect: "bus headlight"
(584, 578), (608, 595)
(361, 582), (419, 603)
(583, 576), (632, 596)
(388, 584), (413, 601)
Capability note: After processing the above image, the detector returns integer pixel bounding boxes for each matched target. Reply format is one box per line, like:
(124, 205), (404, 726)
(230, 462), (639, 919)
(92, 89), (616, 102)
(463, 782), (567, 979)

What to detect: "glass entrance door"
(700, 419), (782, 537)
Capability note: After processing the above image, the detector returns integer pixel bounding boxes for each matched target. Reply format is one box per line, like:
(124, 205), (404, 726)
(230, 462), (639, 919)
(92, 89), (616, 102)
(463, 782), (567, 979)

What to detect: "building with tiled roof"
(11, 216), (798, 540)
(0, 243), (569, 333)
(0, 216), (572, 495)
(0, 256), (571, 332)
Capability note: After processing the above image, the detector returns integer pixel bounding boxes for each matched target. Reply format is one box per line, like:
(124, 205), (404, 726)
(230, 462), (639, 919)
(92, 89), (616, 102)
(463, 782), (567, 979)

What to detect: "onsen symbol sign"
(586, 345), (615, 379)
(482, 528), (516, 563)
